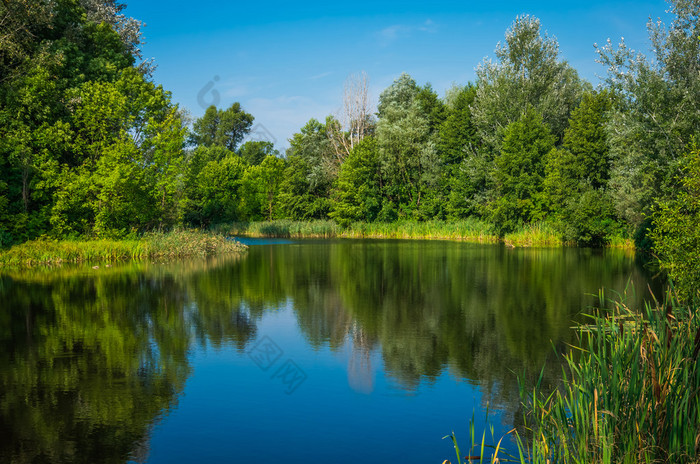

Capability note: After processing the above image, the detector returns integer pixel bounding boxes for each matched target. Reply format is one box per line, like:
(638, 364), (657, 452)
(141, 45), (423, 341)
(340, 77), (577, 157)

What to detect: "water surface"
(0, 239), (659, 463)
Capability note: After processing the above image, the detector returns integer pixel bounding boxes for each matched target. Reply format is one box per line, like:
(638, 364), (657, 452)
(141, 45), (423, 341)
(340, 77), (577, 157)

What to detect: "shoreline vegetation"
(0, 230), (247, 267)
(215, 220), (635, 249)
(448, 290), (700, 464)
(0, 220), (635, 268)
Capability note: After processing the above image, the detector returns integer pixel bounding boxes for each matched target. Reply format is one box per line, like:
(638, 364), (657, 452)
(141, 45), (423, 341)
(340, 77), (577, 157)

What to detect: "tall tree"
(277, 118), (336, 219)
(651, 143), (700, 302)
(598, 0), (700, 231)
(191, 103), (254, 152)
(472, 15), (587, 153)
(492, 107), (555, 234)
(438, 83), (478, 167)
(330, 136), (382, 226)
(376, 73), (441, 218)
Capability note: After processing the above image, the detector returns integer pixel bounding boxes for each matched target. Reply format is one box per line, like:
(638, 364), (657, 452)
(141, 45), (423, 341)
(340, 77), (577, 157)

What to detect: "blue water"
(0, 240), (659, 464)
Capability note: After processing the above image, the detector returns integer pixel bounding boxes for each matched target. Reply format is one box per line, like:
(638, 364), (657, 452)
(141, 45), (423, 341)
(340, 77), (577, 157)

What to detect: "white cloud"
(377, 19), (438, 46)
(309, 71), (333, 80)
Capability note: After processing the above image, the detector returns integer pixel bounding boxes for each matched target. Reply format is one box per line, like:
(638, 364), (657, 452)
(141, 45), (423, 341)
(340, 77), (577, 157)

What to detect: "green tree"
(50, 69), (186, 237)
(543, 90), (618, 245)
(240, 155), (285, 220)
(376, 73), (441, 219)
(277, 118), (336, 219)
(329, 136), (382, 226)
(189, 155), (247, 226)
(651, 143), (700, 302)
(472, 15), (586, 153)
(238, 140), (279, 166)
(492, 107), (555, 234)
(0, 0), (160, 242)
(599, 0), (700, 231)
(438, 83), (478, 167)
(439, 84), (486, 219)
(191, 103), (254, 151)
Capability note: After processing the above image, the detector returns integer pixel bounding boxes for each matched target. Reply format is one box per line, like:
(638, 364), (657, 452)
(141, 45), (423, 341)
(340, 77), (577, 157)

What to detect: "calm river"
(0, 239), (660, 463)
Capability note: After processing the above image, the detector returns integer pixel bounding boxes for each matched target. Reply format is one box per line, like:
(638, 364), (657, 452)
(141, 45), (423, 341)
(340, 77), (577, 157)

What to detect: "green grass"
(219, 219), (501, 244)
(0, 229), (247, 266)
(221, 219), (622, 248)
(503, 222), (563, 247)
(342, 218), (498, 242)
(607, 233), (636, 250)
(446, 288), (700, 464)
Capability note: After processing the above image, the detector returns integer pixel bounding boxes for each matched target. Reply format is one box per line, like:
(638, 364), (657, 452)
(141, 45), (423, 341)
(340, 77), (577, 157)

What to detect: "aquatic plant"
(446, 289), (700, 464)
(0, 230), (247, 266)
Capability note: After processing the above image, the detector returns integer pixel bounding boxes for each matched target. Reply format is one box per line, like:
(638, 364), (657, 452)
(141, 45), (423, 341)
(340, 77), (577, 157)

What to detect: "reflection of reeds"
(450, 289), (700, 463)
(0, 230), (247, 266)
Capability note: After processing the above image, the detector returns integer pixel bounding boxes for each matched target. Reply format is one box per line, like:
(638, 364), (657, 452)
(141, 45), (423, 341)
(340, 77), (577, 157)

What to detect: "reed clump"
(219, 220), (634, 249)
(220, 219), (499, 243)
(517, 290), (700, 464)
(445, 289), (700, 464)
(0, 230), (246, 266)
(343, 219), (498, 243)
(503, 222), (563, 247)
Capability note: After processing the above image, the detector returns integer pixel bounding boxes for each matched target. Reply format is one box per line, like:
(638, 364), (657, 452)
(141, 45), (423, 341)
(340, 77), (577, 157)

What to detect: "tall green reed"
(445, 288), (699, 464)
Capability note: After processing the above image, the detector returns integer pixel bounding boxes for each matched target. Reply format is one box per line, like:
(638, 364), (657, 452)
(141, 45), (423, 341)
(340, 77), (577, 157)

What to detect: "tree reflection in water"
(0, 241), (659, 463)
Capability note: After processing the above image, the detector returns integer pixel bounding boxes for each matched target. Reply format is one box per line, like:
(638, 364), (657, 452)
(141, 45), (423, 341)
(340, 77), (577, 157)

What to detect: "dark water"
(0, 239), (660, 463)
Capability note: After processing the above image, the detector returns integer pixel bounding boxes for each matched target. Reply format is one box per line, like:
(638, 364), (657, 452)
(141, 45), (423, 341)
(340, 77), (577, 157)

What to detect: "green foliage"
(446, 155), (492, 219)
(277, 118), (335, 220)
(190, 103), (254, 151)
(188, 155), (247, 226)
(376, 73), (441, 219)
(520, 293), (700, 464)
(651, 144), (700, 302)
(49, 69), (186, 238)
(561, 91), (615, 189)
(600, 0), (700, 229)
(492, 108), (555, 234)
(238, 140), (279, 165)
(472, 15), (587, 153)
(415, 83), (447, 133)
(0, 1), (694, 253)
(0, 1), (186, 241)
(440, 84), (487, 220)
(240, 155), (285, 221)
(559, 189), (618, 247)
(542, 91), (619, 245)
(438, 83), (478, 166)
(330, 137), (382, 226)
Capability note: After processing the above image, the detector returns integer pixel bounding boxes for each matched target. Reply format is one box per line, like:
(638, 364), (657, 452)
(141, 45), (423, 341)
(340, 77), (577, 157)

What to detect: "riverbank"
(215, 220), (635, 249)
(0, 230), (247, 266)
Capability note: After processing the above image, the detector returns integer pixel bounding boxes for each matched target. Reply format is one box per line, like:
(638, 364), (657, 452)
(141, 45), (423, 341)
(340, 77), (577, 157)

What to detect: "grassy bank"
(218, 219), (504, 244)
(217, 220), (634, 249)
(0, 230), (247, 266)
(448, 290), (700, 464)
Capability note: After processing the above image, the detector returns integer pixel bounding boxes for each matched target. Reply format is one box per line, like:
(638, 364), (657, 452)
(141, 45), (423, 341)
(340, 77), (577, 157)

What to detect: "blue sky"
(125, 0), (671, 150)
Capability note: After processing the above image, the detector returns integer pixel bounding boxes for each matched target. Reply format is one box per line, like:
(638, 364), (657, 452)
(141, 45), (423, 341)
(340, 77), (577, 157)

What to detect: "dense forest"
(1, 0), (698, 254)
